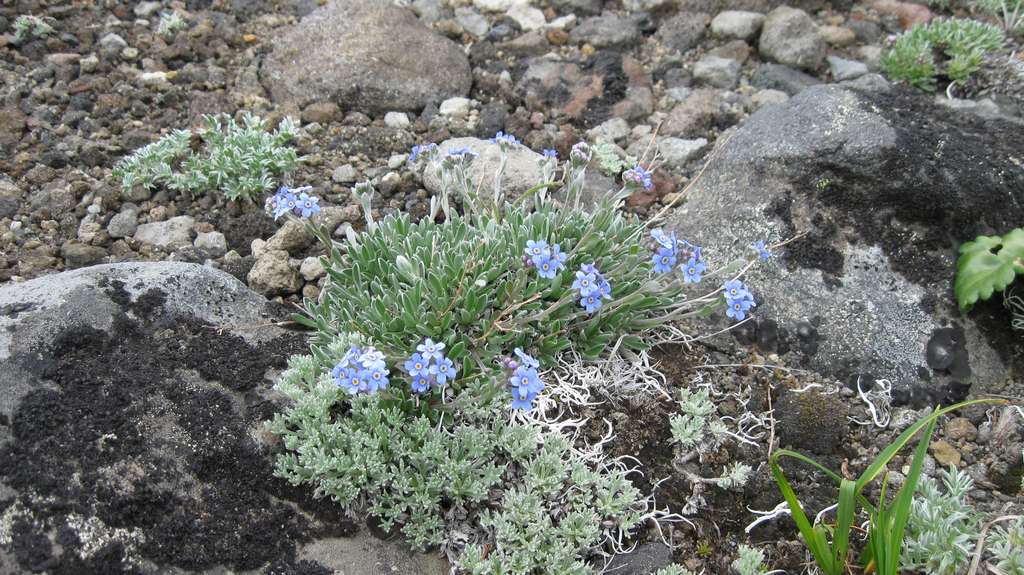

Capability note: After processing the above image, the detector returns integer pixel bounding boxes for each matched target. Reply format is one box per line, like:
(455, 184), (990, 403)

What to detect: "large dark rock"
(0, 263), (448, 574)
(261, 1), (472, 114)
(667, 83), (1024, 402)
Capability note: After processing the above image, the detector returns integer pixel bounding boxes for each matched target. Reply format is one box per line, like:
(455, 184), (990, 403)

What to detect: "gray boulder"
(570, 12), (643, 48)
(421, 137), (545, 200)
(711, 10), (766, 41)
(666, 85), (1024, 402)
(0, 262), (448, 574)
(656, 11), (711, 54)
(693, 55), (742, 89)
(133, 215), (195, 251)
(758, 6), (826, 71)
(261, 1), (471, 113)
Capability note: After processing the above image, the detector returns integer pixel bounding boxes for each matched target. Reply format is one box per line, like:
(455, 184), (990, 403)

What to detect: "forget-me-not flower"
(410, 375), (433, 393)
(681, 257), (706, 284)
(430, 356), (457, 384)
(514, 348), (540, 369)
(404, 353), (431, 378)
(753, 240), (772, 260)
(363, 366), (390, 392)
(417, 338), (445, 362)
(623, 165), (653, 190)
(653, 247), (677, 273)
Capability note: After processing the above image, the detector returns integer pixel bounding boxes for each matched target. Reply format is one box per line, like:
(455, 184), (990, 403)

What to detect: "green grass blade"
(884, 418), (936, 575)
(770, 453), (838, 574)
(855, 399), (1002, 491)
(773, 449), (876, 513)
(833, 479), (857, 569)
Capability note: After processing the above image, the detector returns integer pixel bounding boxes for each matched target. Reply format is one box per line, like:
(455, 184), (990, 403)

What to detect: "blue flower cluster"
(408, 143), (437, 163)
(404, 338), (457, 393)
(572, 263), (612, 313)
(507, 348), (544, 410)
(650, 228), (705, 284)
(446, 146), (478, 159)
(524, 239), (567, 279)
(489, 131), (521, 148)
(332, 345), (390, 395)
(622, 164), (653, 191)
(723, 280), (757, 321)
(753, 240), (772, 260)
(265, 185), (320, 221)
(542, 148), (558, 159)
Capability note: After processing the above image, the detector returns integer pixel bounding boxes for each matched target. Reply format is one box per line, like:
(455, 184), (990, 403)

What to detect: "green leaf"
(955, 228), (1024, 311)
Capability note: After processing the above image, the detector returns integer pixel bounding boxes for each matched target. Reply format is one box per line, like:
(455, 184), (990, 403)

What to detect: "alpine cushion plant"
(880, 18), (1005, 91)
(112, 112), (299, 202)
(901, 466), (981, 575)
(269, 134), (772, 572)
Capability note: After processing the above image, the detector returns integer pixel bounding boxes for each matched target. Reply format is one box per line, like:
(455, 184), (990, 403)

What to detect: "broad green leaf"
(955, 228), (1024, 311)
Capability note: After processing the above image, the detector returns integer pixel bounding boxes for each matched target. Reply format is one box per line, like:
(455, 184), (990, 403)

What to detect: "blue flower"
(581, 293), (604, 313)
(753, 240), (772, 260)
(359, 346), (386, 371)
(410, 375), (433, 393)
(404, 353), (431, 378)
(446, 146), (478, 159)
(652, 247), (677, 273)
(623, 165), (653, 190)
(267, 186), (296, 220)
(297, 192), (321, 218)
(571, 270), (598, 297)
(331, 362), (347, 386)
(363, 366), (390, 392)
(726, 298), (753, 321)
(430, 356), (457, 384)
(489, 131), (521, 148)
(416, 338), (445, 362)
(651, 228), (678, 252)
(549, 244), (567, 265)
(511, 389), (539, 410)
(572, 263), (612, 313)
(507, 359), (544, 411)
(724, 280), (750, 301)
(336, 367), (369, 395)
(525, 239), (551, 266)
(536, 256), (559, 279)
(681, 257), (706, 284)
(514, 347), (539, 369)
(723, 280), (757, 321)
(408, 143), (437, 163)
(338, 345), (361, 369)
(542, 148), (558, 158)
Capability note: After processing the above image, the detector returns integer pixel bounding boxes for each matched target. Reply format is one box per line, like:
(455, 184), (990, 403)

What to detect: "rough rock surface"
(758, 6), (826, 71)
(422, 137), (545, 199)
(261, 1), (472, 113)
(668, 84), (1024, 402)
(0, 263), (448, 574)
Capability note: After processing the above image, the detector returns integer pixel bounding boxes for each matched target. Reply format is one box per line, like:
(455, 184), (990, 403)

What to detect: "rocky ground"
(1, 0), (1022, 573)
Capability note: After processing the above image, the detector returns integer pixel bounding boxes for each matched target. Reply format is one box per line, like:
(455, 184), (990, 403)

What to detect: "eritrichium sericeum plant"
(268, 135), (768, 573)
(111, 112), (298, 202)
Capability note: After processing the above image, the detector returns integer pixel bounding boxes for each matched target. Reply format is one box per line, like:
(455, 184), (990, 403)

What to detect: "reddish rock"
(626, 170), (674, 209)
(872, 0), (932, 29)
(662, 90), (721, 137)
